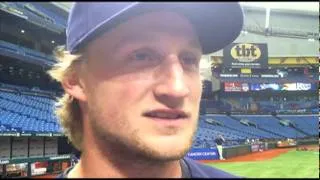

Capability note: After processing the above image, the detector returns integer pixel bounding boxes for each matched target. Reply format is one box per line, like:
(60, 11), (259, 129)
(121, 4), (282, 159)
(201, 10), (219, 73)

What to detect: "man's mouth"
(143, 109), (189, 120)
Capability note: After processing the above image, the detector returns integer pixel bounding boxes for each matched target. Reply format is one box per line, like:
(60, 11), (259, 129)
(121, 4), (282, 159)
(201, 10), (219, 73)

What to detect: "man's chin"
(139, 147), (190, 162)
(138, 138), (193, 161)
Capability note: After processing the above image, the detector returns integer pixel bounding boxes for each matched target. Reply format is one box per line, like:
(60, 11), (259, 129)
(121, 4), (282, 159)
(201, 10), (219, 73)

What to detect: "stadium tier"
(0, 2), (66, 33)
(191, 114), (317, 148)
(0, 40), (56, 65)
(0, 88), (61, 134)
(276, 115), (318, 136)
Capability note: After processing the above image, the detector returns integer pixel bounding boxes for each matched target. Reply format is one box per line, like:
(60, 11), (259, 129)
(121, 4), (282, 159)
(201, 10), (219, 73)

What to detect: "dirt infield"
(200, 147), (296, 163)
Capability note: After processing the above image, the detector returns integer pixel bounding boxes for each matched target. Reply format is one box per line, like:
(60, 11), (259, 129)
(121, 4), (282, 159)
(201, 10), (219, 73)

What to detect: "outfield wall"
(187, 142), (282, 160)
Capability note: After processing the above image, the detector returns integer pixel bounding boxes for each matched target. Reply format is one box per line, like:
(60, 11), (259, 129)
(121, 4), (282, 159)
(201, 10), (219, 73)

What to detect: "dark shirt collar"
(58, 159), (191, 178)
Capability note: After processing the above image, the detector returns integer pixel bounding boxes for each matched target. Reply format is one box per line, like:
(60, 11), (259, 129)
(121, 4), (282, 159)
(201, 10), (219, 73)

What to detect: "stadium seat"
(0, 89), (62, 133)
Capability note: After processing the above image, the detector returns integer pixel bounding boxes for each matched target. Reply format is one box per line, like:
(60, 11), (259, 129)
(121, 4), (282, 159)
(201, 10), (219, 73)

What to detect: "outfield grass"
(207, 150), (319, 178)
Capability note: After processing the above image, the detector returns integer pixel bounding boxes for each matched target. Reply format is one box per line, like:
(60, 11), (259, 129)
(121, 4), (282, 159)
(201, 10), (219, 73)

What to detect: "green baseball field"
(207, 149), (319, 178)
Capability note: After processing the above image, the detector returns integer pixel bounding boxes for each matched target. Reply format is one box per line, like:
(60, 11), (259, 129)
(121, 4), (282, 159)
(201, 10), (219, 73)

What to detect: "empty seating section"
(277, 115), (318, 136)
(235, 115), (307, 138)
(207, 115), (280, 139)
(0, 90), (61, 133)
(191, 114), (316, 148)
(198, 117), (256, 140)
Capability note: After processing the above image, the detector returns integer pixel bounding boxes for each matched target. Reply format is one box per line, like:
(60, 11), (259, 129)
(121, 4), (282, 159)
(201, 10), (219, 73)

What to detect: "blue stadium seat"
(235, 115), (307, 138)
(0, 89), (62, 133)
(277, 115), (318, 136)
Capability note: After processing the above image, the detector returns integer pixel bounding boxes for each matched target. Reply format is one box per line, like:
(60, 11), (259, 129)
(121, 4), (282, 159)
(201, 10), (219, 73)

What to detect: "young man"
(49, 2), (244, 178)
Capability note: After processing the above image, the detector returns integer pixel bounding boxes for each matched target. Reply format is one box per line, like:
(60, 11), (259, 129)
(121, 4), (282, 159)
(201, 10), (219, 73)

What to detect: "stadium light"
(241, 30), (248, 35)
(20, 29), (25, 34)
(307, 38), (315, 42)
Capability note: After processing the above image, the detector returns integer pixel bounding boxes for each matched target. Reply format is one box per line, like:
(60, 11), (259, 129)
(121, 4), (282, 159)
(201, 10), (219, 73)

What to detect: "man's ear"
(61, 70), (87, 102)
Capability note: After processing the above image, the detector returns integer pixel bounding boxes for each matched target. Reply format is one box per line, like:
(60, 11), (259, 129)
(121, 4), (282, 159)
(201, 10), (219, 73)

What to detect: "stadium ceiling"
(50, 2), (73, 12)
(52, 2), (319, 15)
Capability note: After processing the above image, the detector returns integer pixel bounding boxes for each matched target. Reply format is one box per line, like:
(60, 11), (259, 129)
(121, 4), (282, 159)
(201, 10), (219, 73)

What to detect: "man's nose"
(153, 54), (190, 107)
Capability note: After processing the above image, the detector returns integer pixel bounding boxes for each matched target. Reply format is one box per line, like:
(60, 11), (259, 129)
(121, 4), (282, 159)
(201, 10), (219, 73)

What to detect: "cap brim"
(75, 2), (244, 55)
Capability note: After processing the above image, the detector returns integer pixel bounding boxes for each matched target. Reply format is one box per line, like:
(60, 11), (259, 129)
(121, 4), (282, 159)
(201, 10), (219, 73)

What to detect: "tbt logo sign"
(231, 43), (261, 62)
(223, 43), (268, 68)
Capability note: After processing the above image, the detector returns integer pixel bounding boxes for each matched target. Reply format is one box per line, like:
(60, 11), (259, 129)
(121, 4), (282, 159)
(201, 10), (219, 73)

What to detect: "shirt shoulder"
(56, 172), (65, 178)
(183, 157), (242, 178)
(56, 166), (74, 178)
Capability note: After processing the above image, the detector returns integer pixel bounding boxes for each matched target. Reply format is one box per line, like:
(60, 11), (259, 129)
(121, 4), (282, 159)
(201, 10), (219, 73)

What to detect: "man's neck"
(68, 148), (182, 178)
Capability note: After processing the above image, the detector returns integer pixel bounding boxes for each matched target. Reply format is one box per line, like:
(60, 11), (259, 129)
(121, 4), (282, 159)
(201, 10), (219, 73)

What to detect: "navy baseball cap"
(66, 2), (244, 55)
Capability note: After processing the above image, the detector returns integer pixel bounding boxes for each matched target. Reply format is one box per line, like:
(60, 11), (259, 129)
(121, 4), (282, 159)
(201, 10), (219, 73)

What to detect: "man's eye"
(180, 53), (200, 69)
(131, 49), (155, 61)
(182, 56), (197, 65)
(135, 52), (150, 60)
(126, 48), (161, 68)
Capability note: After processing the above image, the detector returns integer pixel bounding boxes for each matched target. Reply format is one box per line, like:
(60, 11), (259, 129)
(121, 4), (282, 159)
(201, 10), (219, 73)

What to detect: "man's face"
(80, 11), (202, 161)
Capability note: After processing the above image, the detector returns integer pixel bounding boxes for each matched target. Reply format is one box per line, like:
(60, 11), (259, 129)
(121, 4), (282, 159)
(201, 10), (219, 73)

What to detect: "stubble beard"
(88, 108), (197, 165)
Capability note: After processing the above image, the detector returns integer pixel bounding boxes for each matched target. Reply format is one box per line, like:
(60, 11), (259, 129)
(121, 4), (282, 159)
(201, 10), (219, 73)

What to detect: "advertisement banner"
(224, 82), (249, 92)
(186, 148), (220, 160)
(250, 83), (281, 91)
(241, 68), (252, 74)
(260, 83), (281, 91)
(277, 140), (297, 148)
(281, 83), (297, 91)
(250, 83), (260, 91)
(296, 83), (312, 91)
(250, 83), (317, 91)
(223, 43), (268, 68)
(220, 73), (281, 78)
(251, 144), (259, 152)
(260, 74), (280, 78)
(225, 82), (242, 92)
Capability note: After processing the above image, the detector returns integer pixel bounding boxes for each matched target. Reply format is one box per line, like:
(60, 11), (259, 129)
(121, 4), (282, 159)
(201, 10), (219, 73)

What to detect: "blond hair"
(47, 46), (84, 151)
